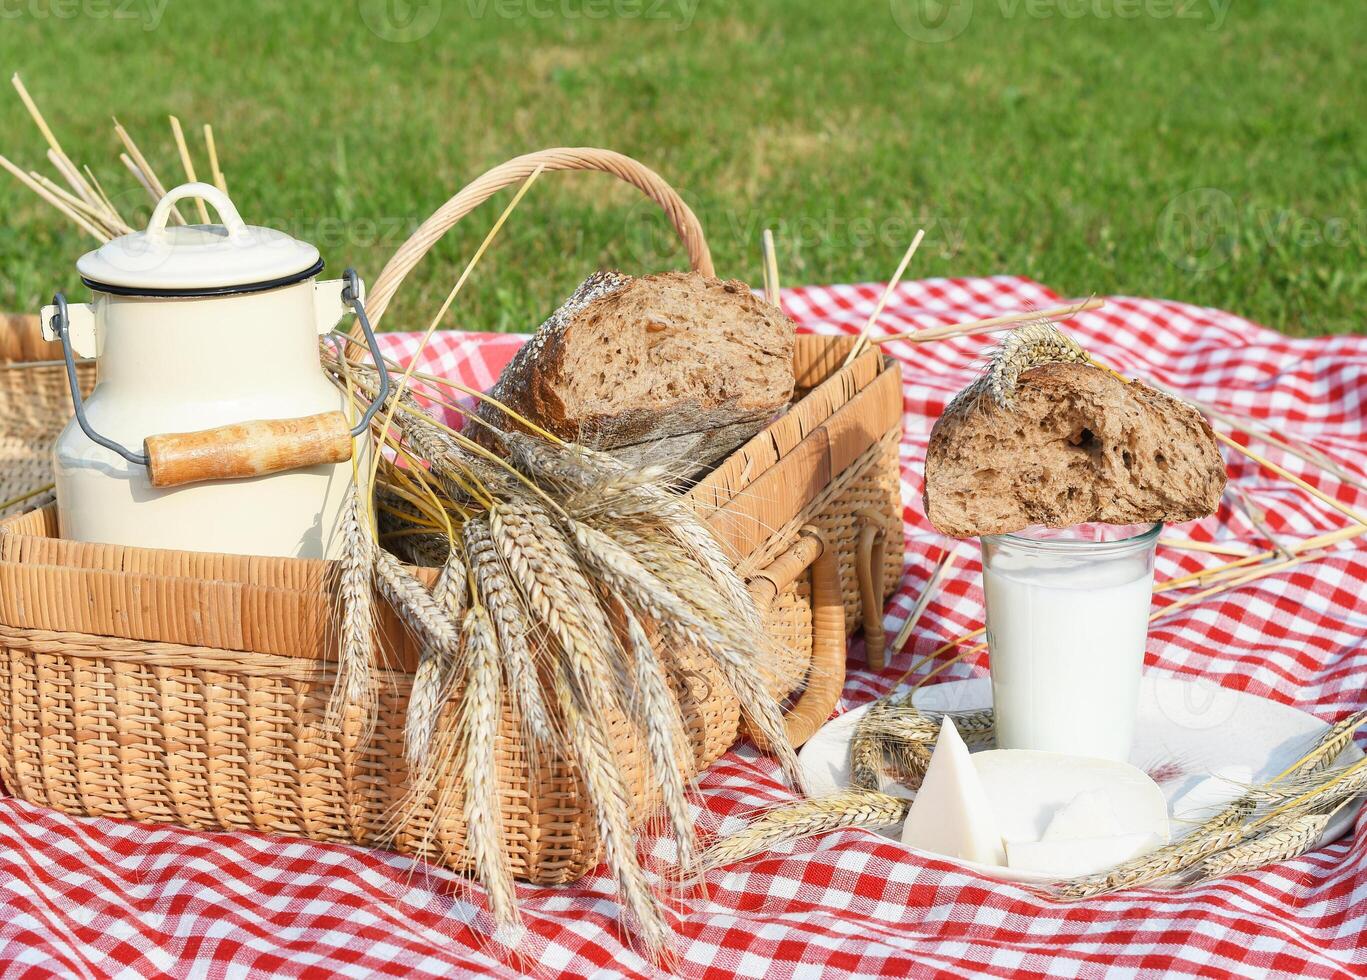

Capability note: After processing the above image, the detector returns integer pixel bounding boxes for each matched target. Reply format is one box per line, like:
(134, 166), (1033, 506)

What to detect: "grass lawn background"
(0, 0), (1360, 336)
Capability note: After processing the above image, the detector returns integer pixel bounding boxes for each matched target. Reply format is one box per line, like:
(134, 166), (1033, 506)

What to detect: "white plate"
(798, 674), (1364, 883)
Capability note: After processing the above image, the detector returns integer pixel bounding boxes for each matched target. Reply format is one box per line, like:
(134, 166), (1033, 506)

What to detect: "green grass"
(0, 0), (1361, 335)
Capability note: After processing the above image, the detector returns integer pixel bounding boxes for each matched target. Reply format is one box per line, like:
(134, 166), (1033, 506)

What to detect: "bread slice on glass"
(924, 362), (1226, 537)
(483, 270), (795, 468)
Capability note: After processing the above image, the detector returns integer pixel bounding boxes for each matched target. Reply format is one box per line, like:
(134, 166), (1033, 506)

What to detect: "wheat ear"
(560, 494), (784, 762)
(1285, 710), (1367, 779)
(403, 546), (468, 768)
(949, 320), (1091, 414)
(490, 497), (672, 952)
(858, 703), (996, 745)
(465, 517), (555, 747)
(594, 477), (763, 635)
(1248, 763), (1367, 807)
(554, 661), (672, 958)
(573, 520), (803, 789)
(850, 699), (899, 790)
(1198, 813), (1334, 880)
(656, 504), (764, 633)
(1053, 825), (1249, 899)
(456, 603), (519, 928)
(883, 739), (933, 787)
(506, 431), (762, 636)
(572, 523), (721, 645)
(373, 549), (464, 766)
(432, 543), (469, 618)
(328, 487), (377, 734)
(698, 789), (910, 874)
(853, 700), (997, 790)
(596, 522), (783, 700)
(616, 602), (698, 871)
(502, 430), (673, 498)
(490, 500), (622, 698)
(619, 480), (764, 634)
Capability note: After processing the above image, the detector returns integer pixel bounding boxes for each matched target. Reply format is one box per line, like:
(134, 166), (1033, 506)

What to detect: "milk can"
(41, 183), (390, 559)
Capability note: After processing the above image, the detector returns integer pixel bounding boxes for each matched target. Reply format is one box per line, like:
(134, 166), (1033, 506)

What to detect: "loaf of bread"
(482, 271), (796, 468)
(924, 362), (1226, 537)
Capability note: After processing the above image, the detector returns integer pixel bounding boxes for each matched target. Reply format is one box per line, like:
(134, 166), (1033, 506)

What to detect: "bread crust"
(482, 271), (795, 464)
(924, 362), (1226, 537)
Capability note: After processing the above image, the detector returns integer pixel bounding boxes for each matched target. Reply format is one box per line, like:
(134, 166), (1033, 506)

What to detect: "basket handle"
(855, 511), (888, 670)
(746, 527), (846, 749)
(354, 147), (714, 334)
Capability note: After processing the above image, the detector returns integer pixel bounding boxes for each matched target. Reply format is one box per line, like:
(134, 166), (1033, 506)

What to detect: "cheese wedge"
(901, 717), (1007, 866)
(972, 750), (1169, 846)
(1006, 832), (1161, 876)
(1043, 789), (1125, 842)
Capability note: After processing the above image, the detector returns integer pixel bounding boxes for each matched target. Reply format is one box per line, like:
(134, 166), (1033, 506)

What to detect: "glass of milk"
(980, 523), (1160, 762)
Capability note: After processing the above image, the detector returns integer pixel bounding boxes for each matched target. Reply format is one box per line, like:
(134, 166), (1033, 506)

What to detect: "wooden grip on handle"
(144, 411), (354, 488)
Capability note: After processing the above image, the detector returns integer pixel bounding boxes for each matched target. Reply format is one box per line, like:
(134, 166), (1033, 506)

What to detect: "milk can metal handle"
(48, 268), (391, 469)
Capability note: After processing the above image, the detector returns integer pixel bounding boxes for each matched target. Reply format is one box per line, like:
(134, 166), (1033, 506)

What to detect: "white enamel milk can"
(41, 182), (390, 559)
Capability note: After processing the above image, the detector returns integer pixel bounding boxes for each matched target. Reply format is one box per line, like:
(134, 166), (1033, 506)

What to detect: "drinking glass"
(980, 523), (1161, 762)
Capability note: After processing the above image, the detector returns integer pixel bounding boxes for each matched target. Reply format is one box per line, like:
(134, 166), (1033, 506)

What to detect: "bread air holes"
(1067, 427), (1098, 453)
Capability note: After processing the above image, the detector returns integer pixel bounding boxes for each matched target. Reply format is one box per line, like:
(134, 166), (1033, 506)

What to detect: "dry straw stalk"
(699, 788), (910, 874)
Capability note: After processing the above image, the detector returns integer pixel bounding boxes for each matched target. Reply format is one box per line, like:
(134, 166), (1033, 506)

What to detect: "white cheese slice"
(1171, 765), (1253, 825)
(1042, 789), (1124, 842)
(901, 717), (1007, 866)
(971, 750), (1170, 846)
(1006, 832), (1162, 876)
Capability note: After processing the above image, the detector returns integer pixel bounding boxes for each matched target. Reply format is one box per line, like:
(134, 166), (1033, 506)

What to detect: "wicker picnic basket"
(0, 313), (92, 519)
(0, 150), (902, 884)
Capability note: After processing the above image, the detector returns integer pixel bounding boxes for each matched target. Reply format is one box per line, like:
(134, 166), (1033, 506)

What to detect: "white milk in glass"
(980, 524), (1160, 762)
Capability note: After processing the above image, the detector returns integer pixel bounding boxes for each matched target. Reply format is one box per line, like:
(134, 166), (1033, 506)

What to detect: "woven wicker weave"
(0, 313), (93, 519)
(0, 151), (902, 883)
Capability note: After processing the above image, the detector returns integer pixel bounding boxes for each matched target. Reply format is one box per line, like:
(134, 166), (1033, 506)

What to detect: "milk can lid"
(76, 183), (322, 296)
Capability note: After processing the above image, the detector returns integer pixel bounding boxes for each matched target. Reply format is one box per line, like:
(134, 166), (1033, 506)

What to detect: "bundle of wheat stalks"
(326, 344), (806, 954)
(701, 699), (1366, 895)
(0, 79), (812, 956)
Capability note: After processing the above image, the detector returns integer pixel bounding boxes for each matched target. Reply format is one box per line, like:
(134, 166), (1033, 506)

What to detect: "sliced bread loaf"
(924, 362), (1226, 537)
(482, 270), (796, 468)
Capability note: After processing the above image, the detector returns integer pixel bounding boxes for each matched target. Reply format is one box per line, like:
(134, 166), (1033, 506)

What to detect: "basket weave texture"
(0, 313), (92, 518)
(0, 328), (901, 882)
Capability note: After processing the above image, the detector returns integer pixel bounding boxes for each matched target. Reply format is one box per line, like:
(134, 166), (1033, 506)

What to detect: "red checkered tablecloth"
(2, 277), (1364, 978)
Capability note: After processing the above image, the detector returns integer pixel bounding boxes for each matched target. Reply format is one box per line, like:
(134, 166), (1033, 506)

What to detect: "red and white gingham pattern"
(2, 277), (1364, 979)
